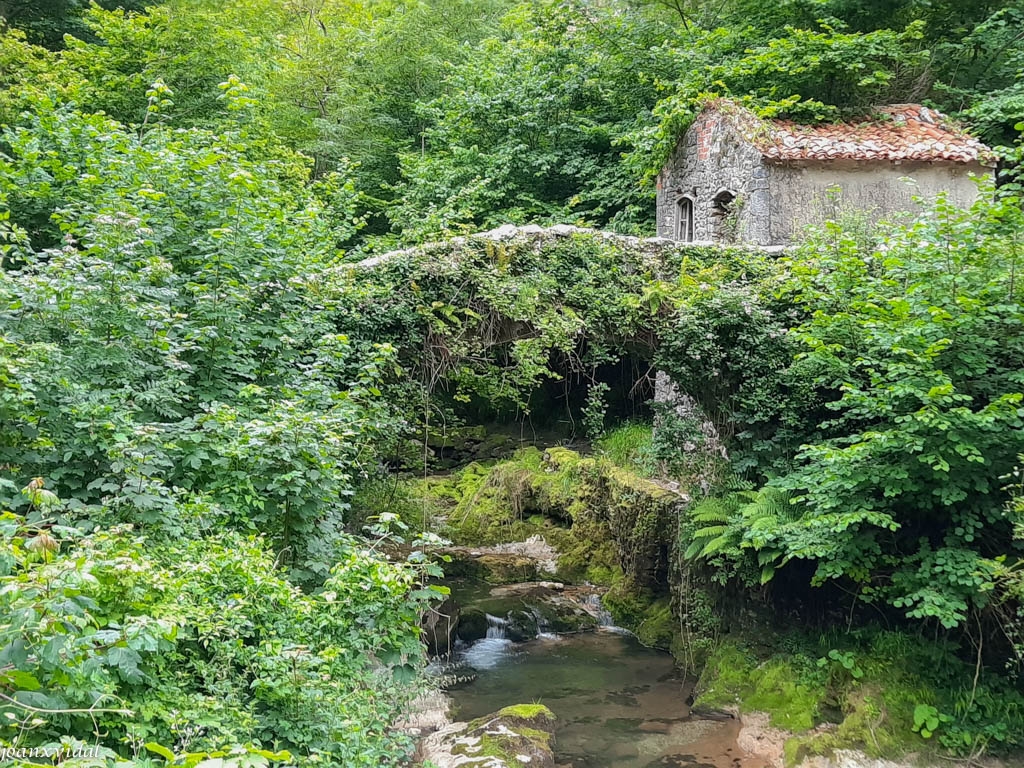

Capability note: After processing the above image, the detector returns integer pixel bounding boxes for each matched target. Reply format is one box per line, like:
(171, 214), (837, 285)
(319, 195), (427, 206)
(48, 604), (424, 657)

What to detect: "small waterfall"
(585, 593), (615, 627)
(461, 614), (514, 670)
(585, 593), (631, 633)
(485, 613), (507, 639)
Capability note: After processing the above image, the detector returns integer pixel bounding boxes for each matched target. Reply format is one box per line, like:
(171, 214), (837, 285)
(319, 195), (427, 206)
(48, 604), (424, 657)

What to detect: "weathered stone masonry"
(657, 110), (771, 245)
(657, 102), (993, 246)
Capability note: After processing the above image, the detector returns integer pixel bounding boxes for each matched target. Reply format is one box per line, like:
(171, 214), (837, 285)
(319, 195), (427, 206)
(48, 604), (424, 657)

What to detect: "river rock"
(400, 690), (451, 737)
(798, 753), (922, 768)
(419, 703), (557, 768)
(468, 583), (600, 639)
(476, 554), (540, 584)
(737, 711), (790, 768)
(738, 711), (981, 768)
(457, 608), (489, 643)
(442, 551), (541, 584)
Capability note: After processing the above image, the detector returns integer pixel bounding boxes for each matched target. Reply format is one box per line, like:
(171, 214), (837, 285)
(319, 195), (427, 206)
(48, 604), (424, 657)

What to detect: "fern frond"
(700, 535), (735, 557)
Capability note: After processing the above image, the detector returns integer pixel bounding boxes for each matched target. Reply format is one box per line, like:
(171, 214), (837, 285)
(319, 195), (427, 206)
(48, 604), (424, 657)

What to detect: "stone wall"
(656, 111), (772, 245)
(766, 160), (989, 243)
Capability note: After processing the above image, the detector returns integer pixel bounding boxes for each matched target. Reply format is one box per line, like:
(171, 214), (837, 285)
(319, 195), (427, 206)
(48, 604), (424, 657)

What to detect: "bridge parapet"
(348, 224), (789, 275)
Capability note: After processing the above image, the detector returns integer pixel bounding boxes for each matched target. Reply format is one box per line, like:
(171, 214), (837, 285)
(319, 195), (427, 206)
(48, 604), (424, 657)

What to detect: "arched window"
(675, 197), (694, 242)
(712, 189), (735, 216)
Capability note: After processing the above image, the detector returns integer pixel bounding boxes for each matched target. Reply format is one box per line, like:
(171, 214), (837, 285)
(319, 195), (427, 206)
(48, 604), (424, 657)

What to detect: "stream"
(448, 628), (770, 768)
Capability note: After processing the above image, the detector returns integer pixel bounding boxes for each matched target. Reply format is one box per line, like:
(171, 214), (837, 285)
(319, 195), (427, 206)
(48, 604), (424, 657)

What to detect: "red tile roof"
(724, 104), (992, 165)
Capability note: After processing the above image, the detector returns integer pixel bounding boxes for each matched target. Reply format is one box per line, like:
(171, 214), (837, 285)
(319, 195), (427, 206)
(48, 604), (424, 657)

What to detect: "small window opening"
(711, 189), (737, 242)
(712, 189), (735, 217)
(675, 197), (694, 242)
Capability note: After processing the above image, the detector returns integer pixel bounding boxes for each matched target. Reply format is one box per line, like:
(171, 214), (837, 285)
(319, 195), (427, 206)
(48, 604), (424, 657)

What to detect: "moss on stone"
(496, 703), (555, 722)
(834, 687), (901, 757)
(786, 683), (930, 764)
(426, 424), (487, 450)
(744, 659), (821, 732)
(413, 446), (683, 592)
(695, 642), (822, 733)
(454, 704), (557, 767)
(601, 586), (677, 650)
(694, 635), (989, 766)
(635, 598), (675, 649)
(474, 553), (539, 584)
(783, 736), (802, 767)
(532, 598), (599, 634)
(693, 642), (757, 709)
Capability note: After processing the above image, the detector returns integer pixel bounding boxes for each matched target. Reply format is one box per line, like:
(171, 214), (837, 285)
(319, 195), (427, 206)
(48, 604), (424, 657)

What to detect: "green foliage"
(5, 0), (1022, 246)
(639, 21), (931, 171)
(912, 703), (950, 739)
(759, 189), (1024, 628)
(0, 93), (399, 573)
(387, 0), (679, 239)
(582, 382), (611, 439)
(681, 489), (795, 586)
(818, 649), (864, 682)
(0, 483), (438, 766)
(2, 2), (1024, 765)
(656, 185), (1024, 640)
(0, 82), (439, 765)
(595, 422), (655, 474)
(0, 0), (150, 49)
(335, 233), (747, 425)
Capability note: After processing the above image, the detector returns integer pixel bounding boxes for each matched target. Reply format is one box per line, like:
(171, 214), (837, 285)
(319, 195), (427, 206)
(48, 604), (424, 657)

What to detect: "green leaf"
(145, 742), (177, 762)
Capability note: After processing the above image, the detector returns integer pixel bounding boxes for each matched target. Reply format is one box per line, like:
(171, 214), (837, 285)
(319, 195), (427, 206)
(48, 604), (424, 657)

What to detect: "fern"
(682, 488), (798, 586)
(739, 488), (795, 582)
(683, 496), (740, 560)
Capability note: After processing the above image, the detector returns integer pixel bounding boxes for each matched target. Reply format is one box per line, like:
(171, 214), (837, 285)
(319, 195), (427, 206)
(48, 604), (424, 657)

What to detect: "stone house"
(655, 101), (993, 246)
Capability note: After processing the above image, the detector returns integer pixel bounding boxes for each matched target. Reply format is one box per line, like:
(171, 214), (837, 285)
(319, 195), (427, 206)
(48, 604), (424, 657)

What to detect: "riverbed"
(449, 629), (770, 768)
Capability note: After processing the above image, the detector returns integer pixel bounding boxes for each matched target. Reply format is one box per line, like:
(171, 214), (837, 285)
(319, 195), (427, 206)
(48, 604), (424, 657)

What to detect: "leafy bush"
(0, 90), (403, 575)
(669, 183), (1024, 637)
(0, 482), (439, 766)
(0, 85), (440, 766)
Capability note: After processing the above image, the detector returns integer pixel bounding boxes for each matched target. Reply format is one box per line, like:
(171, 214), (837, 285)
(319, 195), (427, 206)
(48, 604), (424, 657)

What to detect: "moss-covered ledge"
(409, 447), (686, 591)
(690, 637), (1015, 767)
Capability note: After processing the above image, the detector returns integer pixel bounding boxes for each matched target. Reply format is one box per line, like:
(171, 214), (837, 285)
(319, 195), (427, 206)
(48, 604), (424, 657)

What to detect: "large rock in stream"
(441, 536), (559, 584)
(418, 704), (557, 768)
(464, 582), (602, 640)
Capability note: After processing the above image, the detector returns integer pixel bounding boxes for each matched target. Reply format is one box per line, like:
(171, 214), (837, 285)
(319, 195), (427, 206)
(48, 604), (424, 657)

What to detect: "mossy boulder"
(449, 704), (557, 768)
(435, 550), (542, 585)
(412, 446), (684, 590)
(471, 432), (514, 460)
(785, 685), (920, 765)
(466, 583), (600, 640)
(427, 424), (487, 448)
(603, 585), (676, 650)
(475, 553), (540, 584)
(533, 597), (598, 634)
(465, 595), (540, 641)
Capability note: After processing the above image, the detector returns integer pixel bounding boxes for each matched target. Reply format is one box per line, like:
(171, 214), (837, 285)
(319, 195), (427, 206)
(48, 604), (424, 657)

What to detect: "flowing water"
(451, 630), (769, 768)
